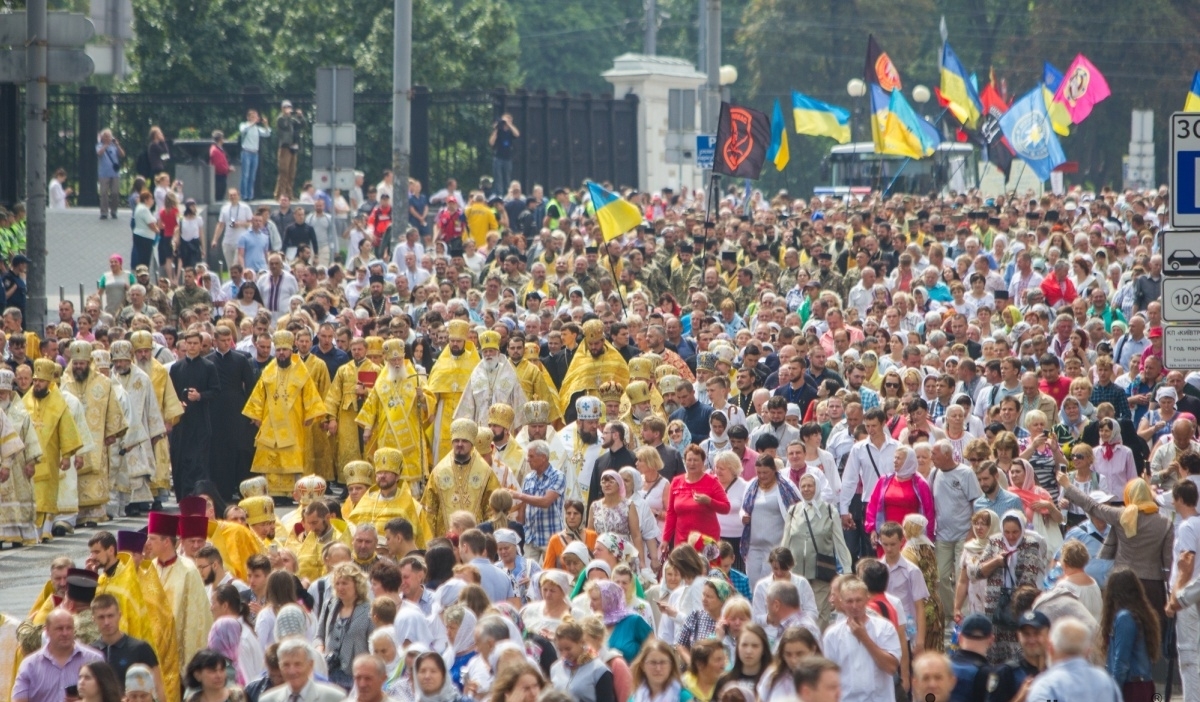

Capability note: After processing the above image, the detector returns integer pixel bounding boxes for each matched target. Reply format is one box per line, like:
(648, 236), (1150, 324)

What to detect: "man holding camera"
(489, 113), (520, 198)
(275, 100), (307, 200)
(96, 130), (124, 220)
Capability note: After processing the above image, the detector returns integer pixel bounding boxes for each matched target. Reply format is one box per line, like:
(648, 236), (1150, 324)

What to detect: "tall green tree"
(129, 0), (270, 92)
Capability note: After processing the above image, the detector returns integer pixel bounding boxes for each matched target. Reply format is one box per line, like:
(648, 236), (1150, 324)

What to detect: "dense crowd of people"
(0, 168), (1180, 702)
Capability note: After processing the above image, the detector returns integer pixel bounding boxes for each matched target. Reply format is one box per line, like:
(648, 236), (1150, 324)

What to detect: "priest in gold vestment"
(347, 447), (432, 546)
(145, 511), (211, 679)
(426, 321), (479, 465)
(455, 330), (528, 433)
(242, 330), (328, 497)
(357, 339), (431, 475)
(25, 359), (83, 541)
(422, 418), (499, 537)
(325, 336), (379, 484)
(557, 319), (630, 422)
(131, 330), (183, 504)
(60, 341), (127, 525)
(0, 368), (41, 546)
(516, 341), (562, 425)
(294, 327), (335, 482)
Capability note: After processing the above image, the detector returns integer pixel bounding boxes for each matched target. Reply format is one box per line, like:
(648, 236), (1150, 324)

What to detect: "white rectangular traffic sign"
(1166, 325), (1200, 369)
(1165, 231), (1200, 277)
(1164, 279), (1200, 322)
(1171, 113), (1200, 228)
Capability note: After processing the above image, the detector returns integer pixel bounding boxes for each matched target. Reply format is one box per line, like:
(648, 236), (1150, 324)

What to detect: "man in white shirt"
(928, 440), (981, 616)
(839, 407), (898, 561)
(847, 267), (879, 320)
(878, 521), (929, 653)
(392, 227), (425, 265)
(1168, 481), (1200, 701)
(213, 189), (252, 274)
(306, 199), (338, 266)
(400, 251), (431, 290)
(256, 254), (300, 322)
(822, 577), (901, 702)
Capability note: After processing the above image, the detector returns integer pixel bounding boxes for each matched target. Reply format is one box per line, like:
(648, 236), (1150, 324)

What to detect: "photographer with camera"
(96, 129), (124, 220)
(237, 108), (272, 200)
(274, 100), (306, 200)
(313, 562), (372, 690)
(489, 112), (520, 198)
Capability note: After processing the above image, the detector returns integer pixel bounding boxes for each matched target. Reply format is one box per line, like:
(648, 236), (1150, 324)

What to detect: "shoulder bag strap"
(864, 443), (881, 479)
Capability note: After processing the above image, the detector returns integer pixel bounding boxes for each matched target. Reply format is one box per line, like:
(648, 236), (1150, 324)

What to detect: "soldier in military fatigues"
(813, 252), (845, 298)
(732, 267), (758, 316)
(669, 242), (701, 303)
(751, 243), (781, 287)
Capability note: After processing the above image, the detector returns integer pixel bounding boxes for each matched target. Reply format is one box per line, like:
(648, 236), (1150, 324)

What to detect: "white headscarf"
(895, 445), (918, 479)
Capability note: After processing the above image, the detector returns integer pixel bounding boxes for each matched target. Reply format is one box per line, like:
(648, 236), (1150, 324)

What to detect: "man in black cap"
(987, 610), (1050, 702)
(949, 614), (994, 702)
(61, 568), (100, 644)
(752, 242), (780, 283)
(813, 251), (843, 299)
(669, 242), (700, 302)
(718, 250), (739, 287)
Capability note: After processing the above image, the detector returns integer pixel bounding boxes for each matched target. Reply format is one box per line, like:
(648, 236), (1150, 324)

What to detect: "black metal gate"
(0, 86), (639, 207)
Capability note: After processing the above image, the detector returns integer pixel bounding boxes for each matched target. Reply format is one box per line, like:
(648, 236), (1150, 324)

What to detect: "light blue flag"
(998, 87), (1067, 181)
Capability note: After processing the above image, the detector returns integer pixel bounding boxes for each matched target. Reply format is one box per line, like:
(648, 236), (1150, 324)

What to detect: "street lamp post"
(847, 78), (866, 144)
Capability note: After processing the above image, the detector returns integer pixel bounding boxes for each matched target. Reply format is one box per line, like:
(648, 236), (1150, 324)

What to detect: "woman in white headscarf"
(440, 605), (478, 689)
(863, 445), (935, 553)
(967, 508), (1048, 663)
(953, 509), (1000, 622)
(779, 472), (851, 627)
(700, 411), (732, 468)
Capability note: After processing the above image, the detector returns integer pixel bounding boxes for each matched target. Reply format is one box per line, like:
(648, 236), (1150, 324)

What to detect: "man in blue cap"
(986, 610), (1050, 702)
(948, 613), (993, 702)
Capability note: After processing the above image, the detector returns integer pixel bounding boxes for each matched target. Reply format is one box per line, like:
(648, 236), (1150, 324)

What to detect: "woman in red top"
(662, 445), (731, 552)
(157, 190), (180, 284)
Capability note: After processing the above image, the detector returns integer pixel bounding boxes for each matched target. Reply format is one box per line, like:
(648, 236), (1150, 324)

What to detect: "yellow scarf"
(1120, 479), (1158, 537)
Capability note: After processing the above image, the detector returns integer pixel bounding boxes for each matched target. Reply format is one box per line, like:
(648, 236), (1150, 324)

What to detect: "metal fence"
(1, 86), (639, 207)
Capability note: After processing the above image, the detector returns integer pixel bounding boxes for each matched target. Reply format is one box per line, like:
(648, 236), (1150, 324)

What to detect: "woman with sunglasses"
(879, 371), (904, 401)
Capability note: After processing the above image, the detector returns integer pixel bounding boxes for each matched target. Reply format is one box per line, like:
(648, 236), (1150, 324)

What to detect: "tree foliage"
(129, 0), (270, 93)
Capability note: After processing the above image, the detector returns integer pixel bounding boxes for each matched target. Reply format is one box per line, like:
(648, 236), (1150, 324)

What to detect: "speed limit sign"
(1164, 278), (1200, 322)
(1171, 112), (1200, 228)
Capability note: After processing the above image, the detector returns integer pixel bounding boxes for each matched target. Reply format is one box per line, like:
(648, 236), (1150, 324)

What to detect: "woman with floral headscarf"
(207, 616), (246, 686)
(1053, 395), (1092, 448)
(588, 579), (652, 662)
(666, 420), (692, 453)
(588, 470), (643, 570)
(1006, 457), (1064, 554)
(1091, 417), (1137, 495)
(901, 514), (945, 652)
(967, 509), (1048, 663)
(864, 445), (935, 551)
(676, 578), (734, 665)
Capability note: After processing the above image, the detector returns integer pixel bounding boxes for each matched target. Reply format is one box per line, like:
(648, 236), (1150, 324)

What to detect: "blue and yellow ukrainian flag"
(1041, 61), (1072, 136)
(769, 98), (790, 170)
(791, 91), (851, 144)
(882, 89), (936, 159)
(939, 41), (981, 129)
(586, 181), (643, 242)
(1186, 71), (1200, 112)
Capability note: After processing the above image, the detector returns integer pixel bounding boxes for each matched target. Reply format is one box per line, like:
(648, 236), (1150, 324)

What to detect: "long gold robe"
(24, 387), (82, 530)
(347, 486), (432, 546)
(207, 519), (267, 582)
(557, 343), (630, 415)
(0, 614), (18, 702)
(326, 359), (380, 483)
(426, 346), (479, 465)
(155, 555), (212, 677)
(60, 371), (127, 521)
(0, 400), (41, 544)
(144, 359), (184, 494)
(97, 553), (181, 702)
(455, 361), (529, 433)
(242, 360), (328, 496)
(356, 365), (431, 477)
(515, 360), (563, 425)
(422, 451), (498, 537)
(112, 365), (164, 505)
(300, 354), (335, 481)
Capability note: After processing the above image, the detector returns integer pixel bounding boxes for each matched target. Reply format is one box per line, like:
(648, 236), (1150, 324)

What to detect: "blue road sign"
(696, 134), (716, 170)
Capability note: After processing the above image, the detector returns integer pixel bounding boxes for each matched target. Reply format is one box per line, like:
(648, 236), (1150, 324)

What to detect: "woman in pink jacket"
(864, 445), (936, 552)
